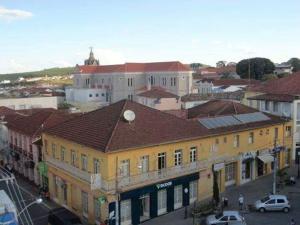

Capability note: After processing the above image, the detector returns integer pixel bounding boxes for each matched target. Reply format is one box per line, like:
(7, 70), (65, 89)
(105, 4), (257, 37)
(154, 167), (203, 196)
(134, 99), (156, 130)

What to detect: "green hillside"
(0, 67), (75, 81)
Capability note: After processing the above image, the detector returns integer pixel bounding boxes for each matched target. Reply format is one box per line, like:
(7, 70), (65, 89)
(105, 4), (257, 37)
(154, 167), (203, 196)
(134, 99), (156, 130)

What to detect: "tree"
(261, 74), (278, 81)
(287, 58), (300, 72)
(236, 58), (275, 80)
(213, 171), (220, 206)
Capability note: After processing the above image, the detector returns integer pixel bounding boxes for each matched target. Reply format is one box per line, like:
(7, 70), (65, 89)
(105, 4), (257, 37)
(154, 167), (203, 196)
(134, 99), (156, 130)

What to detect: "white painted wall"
(0, 96), (60, 110)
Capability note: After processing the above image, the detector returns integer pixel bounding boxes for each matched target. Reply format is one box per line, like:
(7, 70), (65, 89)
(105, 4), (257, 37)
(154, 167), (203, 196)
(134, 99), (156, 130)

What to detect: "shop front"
(256, 151), (274, 177)
(240, 152), (256, 184)
(114, 172), (199, 225)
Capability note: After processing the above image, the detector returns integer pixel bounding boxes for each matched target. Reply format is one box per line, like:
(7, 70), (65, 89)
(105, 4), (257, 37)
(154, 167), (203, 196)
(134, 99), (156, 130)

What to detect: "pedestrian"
(238, 194), (244, 211)
(290, 218), (296, 225)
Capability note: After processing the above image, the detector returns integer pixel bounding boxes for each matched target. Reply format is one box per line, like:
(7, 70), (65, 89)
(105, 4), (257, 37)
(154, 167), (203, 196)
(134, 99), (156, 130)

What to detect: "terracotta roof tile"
(45, 100), (203, 152)
(77, 61), (191, 74)
(137, 89), (179, 99)
(247, 93), (296, 102)
(187, 100), (257, 119)
(247, 72), (300, 95)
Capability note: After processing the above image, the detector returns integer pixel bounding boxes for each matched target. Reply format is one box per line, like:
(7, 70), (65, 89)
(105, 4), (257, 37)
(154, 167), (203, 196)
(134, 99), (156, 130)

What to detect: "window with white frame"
(248, 132), (254, 144)
(81, 154), (88, 171)
(60, 146), (65, 161)
(120, 159), (130, 177)
(174, 185), (183, 209)
(190, 147), (197, 163)
(52, 144), (56, 158)
(81, 191), (88, 217)
(120, 200), (132, 225)
(273, 102), (279, 112)
(189, 181), (198, 203)
(285, 126), (292, 137)
(174, 149), (182, 166)
(94, 198), (101, 223)
(157, 189), (167, 215)
(93, 158), (100, 174)
(140, 155), (149, 173)
(233, 135), (240, 148)
(158, 152), (166, 170)
(71, 150), (76, 166)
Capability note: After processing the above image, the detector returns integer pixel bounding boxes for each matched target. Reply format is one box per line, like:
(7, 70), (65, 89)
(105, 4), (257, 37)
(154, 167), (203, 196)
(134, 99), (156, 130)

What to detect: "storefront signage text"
(156, 181), (173, 189)
(213, 163), (224, 171)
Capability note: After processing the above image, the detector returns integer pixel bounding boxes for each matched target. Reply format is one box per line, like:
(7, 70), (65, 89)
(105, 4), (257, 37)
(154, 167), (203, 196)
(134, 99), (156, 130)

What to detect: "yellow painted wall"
(42, 120), (292, 223)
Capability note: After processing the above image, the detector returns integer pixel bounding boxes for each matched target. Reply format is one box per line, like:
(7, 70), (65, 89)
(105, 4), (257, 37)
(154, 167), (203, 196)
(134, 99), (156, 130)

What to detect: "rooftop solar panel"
(199, 112), (270, 129)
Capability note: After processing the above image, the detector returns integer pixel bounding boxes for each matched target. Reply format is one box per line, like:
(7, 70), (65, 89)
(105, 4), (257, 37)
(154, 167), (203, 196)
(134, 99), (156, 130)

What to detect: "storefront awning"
(257, 154), (274, 163)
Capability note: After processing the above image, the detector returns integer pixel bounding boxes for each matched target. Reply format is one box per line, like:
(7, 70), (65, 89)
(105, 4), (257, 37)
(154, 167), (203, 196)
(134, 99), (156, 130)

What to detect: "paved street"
(144, 166), (300, 225)
(0, 167), (54, 225)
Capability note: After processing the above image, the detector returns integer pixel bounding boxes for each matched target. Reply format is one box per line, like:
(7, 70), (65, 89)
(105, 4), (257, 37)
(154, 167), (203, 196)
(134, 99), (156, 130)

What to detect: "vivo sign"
(156, 181), (173, 189)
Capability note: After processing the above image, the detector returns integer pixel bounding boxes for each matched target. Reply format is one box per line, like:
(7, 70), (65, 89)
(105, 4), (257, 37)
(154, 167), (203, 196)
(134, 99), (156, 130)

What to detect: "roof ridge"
(104, 100), (128, 152)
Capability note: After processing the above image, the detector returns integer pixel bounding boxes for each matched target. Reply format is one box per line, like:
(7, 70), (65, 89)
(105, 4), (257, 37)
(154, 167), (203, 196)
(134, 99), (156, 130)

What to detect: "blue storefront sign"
(119, 172), (199, 225)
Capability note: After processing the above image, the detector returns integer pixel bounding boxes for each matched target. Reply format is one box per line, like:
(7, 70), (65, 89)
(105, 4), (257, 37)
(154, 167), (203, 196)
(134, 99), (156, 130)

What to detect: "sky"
(0, 0), (299, 73)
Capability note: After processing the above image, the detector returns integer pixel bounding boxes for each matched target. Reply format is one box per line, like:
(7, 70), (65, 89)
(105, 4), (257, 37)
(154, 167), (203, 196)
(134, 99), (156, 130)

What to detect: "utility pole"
(272, 139), (278, 195)
(115, 156), (119, 225)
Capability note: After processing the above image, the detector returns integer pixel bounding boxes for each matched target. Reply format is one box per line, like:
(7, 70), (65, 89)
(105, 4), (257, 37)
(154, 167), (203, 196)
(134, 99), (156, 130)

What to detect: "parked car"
(206, 211), (246, 225)
(254, 194), (290, 213)
(48, 207), (83, 225)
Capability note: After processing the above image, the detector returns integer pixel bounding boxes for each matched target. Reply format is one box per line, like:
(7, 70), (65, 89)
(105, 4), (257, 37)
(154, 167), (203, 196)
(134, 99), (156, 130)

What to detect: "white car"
(206, 211), (246, 225)
(254, 194), (291, 213)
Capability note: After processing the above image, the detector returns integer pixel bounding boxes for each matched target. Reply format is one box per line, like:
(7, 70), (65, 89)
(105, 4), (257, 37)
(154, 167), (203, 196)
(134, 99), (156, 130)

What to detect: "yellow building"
(42, 99), (292, 225)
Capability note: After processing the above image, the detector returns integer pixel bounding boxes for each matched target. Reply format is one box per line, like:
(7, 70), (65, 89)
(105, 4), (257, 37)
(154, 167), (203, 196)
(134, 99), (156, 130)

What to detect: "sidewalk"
(144, 166), (300, 225)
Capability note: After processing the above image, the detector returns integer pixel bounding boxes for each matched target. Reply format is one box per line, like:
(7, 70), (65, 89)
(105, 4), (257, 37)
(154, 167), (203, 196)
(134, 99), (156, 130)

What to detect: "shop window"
(157, 189), (167, 215)
(174, 149), (182, 166)
(158, 152), (166, 171)
(189, 181), (198, 203)
(233, 135), (240, 148)
(81, 191), (88, 217)
(248, 132), (254, 144)
(174, 185), (183, 209)
(225, 163), (236, 182)
(121, 200), (132, 224)
(94, 198), (101, 223)
(190, 147), (197, 163)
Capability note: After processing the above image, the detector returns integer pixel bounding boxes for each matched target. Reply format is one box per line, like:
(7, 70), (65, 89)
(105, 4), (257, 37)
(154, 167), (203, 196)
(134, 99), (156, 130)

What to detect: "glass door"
(174, 185), (183, 209)
(140, 194), (150, 221)
(157, 189), (167, 215)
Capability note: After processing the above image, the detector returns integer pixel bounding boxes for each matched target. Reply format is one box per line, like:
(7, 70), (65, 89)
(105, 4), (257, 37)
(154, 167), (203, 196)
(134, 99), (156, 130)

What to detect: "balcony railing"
(45, 155), (209, 193)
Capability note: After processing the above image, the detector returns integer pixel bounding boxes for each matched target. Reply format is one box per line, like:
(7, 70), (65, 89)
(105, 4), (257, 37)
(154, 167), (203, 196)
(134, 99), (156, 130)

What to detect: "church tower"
(84, 47), (100, 66)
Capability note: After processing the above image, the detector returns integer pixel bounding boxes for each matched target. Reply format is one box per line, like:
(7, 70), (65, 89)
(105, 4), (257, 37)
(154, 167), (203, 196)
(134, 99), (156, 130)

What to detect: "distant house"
(274, 64), (293, 75)
(136, 88), (181, 110)
(244, 71), (300, 160)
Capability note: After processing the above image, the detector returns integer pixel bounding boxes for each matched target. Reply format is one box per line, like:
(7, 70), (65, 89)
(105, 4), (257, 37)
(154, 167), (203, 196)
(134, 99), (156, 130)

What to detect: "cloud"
(0, 6), (33, 21)
(51, 60), (74, 68)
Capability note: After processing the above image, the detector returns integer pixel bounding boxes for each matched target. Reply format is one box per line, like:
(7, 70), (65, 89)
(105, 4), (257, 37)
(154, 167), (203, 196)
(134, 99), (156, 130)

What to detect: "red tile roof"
(247, 72), (300, 95)
(76, 61), (191, 74)
(7, 110), (78, 137)
(45, 100), (203, 152)
(247, 93), (296, 102)
(211, 79), (260, 86)
(0, 106), (15, 116)
(137, 88), (179, 99)
(187, 100), (257, 119)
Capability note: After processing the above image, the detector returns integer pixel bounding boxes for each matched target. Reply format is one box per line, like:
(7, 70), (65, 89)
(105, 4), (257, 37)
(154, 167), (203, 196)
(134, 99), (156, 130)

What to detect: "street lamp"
(17, 198), (43, 217)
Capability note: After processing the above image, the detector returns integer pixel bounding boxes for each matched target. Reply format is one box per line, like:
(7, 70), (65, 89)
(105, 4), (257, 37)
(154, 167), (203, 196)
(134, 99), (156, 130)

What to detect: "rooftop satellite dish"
(123, 110), (135, 123)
